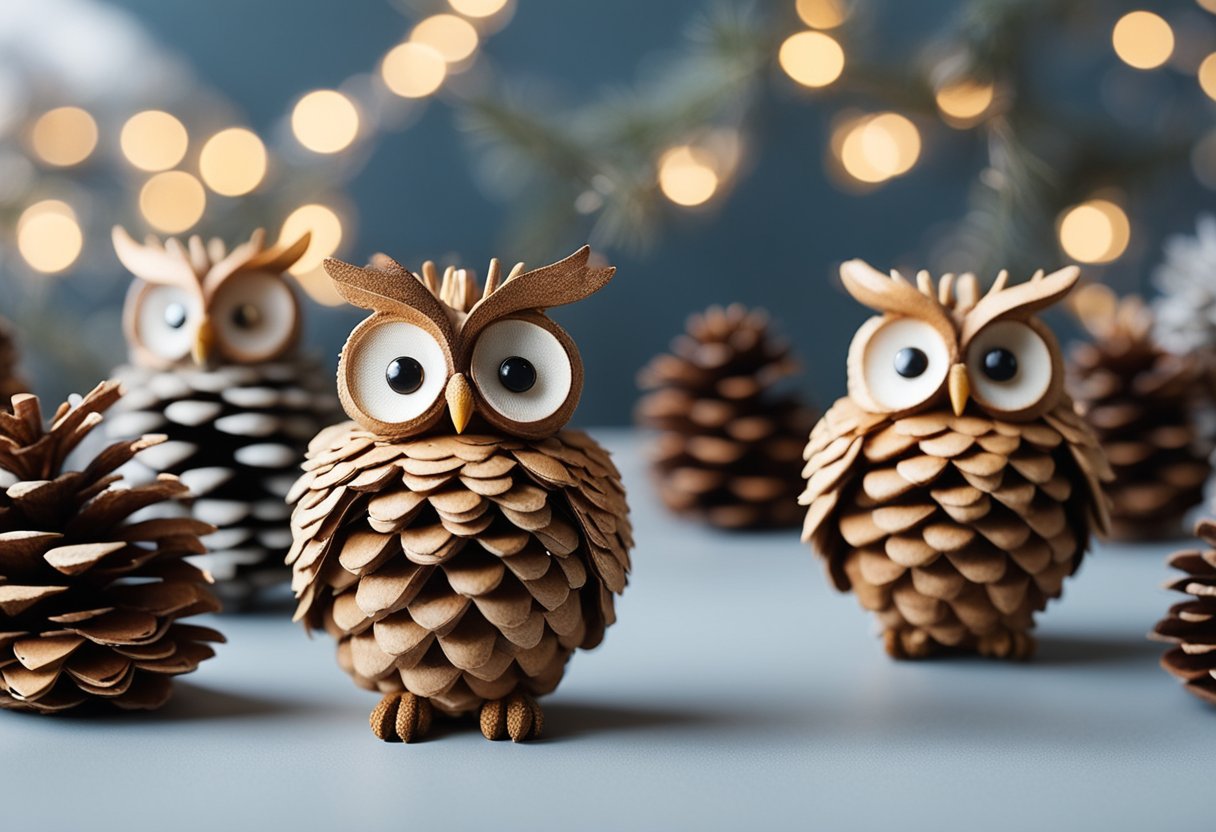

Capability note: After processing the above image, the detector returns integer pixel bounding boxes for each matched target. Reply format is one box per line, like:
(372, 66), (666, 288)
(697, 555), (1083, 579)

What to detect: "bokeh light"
(835, 113), (920, 184)
(280, 204), (343, 275)
(139, 170), (206, 233)
(935, 81), (995, 127)
(779, 31), (845, 88)
(1057, 199), (1131, 264)
(291, 90), (359, 154)
(1112, 11), (1175, 70)
(448, 0), (509, 17)
(120, 110), (188, 172)
(199, 128), (267, 196)
(29, 107), (98, 167)
(17, 200), (83, 274)
(381, 42), (448, 98)
(796, 0), (849, 29)
(1198, 0), (1216, 14)
(657, 146), (720, 207)
(410, 14), (479, 64)
(1199, 53), (1216, 100)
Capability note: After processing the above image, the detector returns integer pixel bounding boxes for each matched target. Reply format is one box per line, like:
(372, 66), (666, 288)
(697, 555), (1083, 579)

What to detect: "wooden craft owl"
(801, 261), (1111, 660)
(108, 227), (339, 605)
(287, 246), (631, 743)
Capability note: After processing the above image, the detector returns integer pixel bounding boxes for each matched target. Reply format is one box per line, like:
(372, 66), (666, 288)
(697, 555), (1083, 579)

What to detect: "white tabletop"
(2, 429), (1209, 832)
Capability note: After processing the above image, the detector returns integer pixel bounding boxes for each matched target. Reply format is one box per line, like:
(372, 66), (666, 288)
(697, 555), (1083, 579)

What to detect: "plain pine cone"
(0, 381), (223, 713)
(637, 304), (816, 529)
(1152, 518), (1216, 705)
(1068, 286), (1210, 540)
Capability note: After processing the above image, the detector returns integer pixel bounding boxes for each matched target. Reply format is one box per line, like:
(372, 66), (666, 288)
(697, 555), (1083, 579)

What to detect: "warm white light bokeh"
(935, 81), (995, 127)
(29, 107), (98, 167)
(17, 200), (83, 273)
(1112, 11), (1175, 70)
(835, 113), (921, 184)
(120, 110), (188, 172)
(779, 31), (845, 88)
(291, 90), (360, 154)
(281, 204), (343, 275)
(448, 0), (509, 18)
(199, 128), (267, 196)
(139, 170), (206, 233)
(657, 146), (720, 207)
(382, 42), (448, 98)
(1199, 53), (1216, 100)
(1057, 199), (1131, 264)
(796, 0), (849, 29)
(410, 14), (479, 64)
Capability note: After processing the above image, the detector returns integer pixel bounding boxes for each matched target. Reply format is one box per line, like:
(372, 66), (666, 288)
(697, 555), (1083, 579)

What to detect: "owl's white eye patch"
(966, 320), (1052, 413)
(347, 321), (448, 425)
(471, 320), (572, 424)
(212, 273), (297, 362)
(137, 285), (200, 362)
(859, 318), (951, 412)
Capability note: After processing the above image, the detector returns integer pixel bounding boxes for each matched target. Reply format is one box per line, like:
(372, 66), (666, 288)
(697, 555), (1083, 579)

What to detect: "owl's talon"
(479, 693), (543, 742)
(370, 692), (432, 742)
(884, 627), (933, 659)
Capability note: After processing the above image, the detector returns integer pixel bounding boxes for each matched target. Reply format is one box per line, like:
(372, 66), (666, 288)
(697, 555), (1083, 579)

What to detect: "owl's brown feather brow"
(323, 257), (455, 339)
(960, 266), (1080, 343)
(839, 259), (955, 336)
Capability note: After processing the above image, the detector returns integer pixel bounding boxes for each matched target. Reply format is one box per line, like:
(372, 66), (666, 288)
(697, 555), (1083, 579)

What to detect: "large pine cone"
(1152, 518), (1216, 705)
(1069, 287), (1210, 540)
(110, 358), (338, 603)
(0, 382), (222, 713)
(637, 304), (816, 529)
(287, 424), (631, 716)
(0, 317), (26, 407)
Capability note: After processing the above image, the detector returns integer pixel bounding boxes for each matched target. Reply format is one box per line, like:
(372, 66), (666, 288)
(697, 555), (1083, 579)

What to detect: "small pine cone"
(1068, 286), (1210, 541)
(109, 359), (339, 605)
(0, 317), (27, 408)
(637, 304), (817, 529)
(1152, 518), (1216, 705)
(0, 381), (223, 714)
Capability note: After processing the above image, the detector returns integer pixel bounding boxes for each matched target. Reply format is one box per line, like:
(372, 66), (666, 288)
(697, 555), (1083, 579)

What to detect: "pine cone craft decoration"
(1151, 519), (1216, 705)
(0, 317), (27, 407)
(289, 248), (631, 743)
(108, 228), (339, 605)
(801, 262), (1111, 660)
(0, 382), (223, 713)
(1068, 285), (1210, 540)
(637, 304), (816, 529)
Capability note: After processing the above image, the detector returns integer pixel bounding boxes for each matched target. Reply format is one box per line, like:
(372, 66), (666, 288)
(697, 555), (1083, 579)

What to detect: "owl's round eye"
(471, 320), (573, 424)
(137, 285), (199, 362)
(856, 318), (952, 412)
(966, 321), (1053, 413)
(212, 273), (297, 362)
(346, 321), (448, 425)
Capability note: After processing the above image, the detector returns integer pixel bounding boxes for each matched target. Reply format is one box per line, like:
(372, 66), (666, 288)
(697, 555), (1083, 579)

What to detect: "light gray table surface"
(1, 429), (1210, 832)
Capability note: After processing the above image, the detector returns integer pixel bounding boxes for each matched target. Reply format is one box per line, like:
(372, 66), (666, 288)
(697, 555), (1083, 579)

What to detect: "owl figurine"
(287, 246), (632, 743)
(108, 227), (339, 605)
(801, 261), (1111, 660)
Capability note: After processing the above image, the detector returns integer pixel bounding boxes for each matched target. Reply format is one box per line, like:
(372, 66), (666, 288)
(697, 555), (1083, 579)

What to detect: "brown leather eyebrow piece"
(323, 257), (455, 340)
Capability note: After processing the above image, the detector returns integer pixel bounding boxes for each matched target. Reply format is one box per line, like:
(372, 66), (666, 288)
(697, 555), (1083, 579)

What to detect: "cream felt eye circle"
(860, 318), (951, 411)
(137, 285), (199, 361)
(966, 320), (1052, 412)
(212, 274), (297, 361)
(471, 320), (572, 423)
(347, 321), (448, 424)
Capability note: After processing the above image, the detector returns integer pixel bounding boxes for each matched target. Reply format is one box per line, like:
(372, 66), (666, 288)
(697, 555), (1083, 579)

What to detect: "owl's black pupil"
(232, 304), (261, 329)
(982, 348), (1018, 382)
(498, 356), (536, 393)
(164, 303), (187, 330)
(894, 347), (929, 379)
(386, 357), (424, 395)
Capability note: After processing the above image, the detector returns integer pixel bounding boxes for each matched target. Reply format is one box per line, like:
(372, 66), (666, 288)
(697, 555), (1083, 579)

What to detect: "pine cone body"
(638, 305), (816, 529)
(1069, 288), (1210, 540)
(802, 398), (1111, 659)
(0, 382), (222, 713)
(1152, 518), (1216, 704)
(109, 358), (339, 604)
(287, 424), (631, 717)
(0, 317), (27, 407)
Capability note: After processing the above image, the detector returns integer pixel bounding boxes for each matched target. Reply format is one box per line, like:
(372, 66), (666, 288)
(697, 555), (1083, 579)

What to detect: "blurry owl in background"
(108, 227), (340, 607)
(287, 246), (631, 743)
(801, 260), (1111, 660)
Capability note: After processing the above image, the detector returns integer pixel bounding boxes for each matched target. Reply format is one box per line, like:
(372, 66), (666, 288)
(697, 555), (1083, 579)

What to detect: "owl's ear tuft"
(839, 260), (954, 338)
(112, 226), (199, 287)
(247, 230), (311, 276)
(323, 257), (453, 336)
(961, 265), (1080, 342)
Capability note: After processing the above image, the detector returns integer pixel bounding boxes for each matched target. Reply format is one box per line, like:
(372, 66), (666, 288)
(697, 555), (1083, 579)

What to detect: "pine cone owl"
(287, 247), (631, 743)
(107, 227), (340, 606)
(801, 261), (1111, 660)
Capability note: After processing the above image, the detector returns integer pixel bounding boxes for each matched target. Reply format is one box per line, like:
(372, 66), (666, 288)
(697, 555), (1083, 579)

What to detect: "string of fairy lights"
(12, 0), (515, 306)
(652, 0), (1216, 267)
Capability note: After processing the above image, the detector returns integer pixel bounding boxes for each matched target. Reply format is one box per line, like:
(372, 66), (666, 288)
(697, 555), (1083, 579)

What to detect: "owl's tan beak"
(948, 363), (970, 417)
(446, 373), (474, 434)
(192, 317), (216, 367)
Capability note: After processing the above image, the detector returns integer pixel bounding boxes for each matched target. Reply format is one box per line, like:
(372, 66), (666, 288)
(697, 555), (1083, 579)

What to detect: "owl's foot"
(883, 627), (934, 659)
(977, 629), (1036, 661)
(370, 692), (433, 743)
(479, 693), (544, 742)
